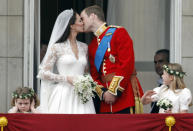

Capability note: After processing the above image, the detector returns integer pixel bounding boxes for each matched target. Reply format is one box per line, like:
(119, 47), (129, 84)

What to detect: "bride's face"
(71, 14), (84, 33)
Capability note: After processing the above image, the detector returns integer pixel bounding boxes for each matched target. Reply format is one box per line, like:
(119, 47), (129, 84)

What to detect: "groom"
(81, 5), (137, 114)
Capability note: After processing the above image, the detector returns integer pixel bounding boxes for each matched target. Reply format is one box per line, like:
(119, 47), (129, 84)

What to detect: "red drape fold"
(1, 113), (193, 131)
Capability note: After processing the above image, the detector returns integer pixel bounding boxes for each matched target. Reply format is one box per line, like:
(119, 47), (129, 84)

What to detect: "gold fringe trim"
(134, 97), (143, 114)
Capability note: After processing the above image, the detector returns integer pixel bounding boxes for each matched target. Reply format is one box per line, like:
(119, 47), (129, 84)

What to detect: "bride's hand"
(66, 76), (77, 85)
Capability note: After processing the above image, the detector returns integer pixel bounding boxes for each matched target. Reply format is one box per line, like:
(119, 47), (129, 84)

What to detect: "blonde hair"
(167, 63), (186, 91)
(11, 87), (40, 108)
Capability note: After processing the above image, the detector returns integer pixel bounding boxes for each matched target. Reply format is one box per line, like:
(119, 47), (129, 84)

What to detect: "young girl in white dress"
(142, 63), (192, 113)
(37, 9), (95, 114)
(8, 87), (40, 113)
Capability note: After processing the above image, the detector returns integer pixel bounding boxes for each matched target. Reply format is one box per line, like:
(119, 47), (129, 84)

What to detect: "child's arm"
(8, 100), (18, 113)
(8, 106), (18, 113)
(141, 90), (156, 105)
(30, 99), (39, 113)
(179, 88), (192, 113)
(31, 108), (39, 113)
(179, 110), (188, 113)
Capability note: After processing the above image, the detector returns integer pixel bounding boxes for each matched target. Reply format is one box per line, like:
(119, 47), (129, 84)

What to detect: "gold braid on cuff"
(108, 76), (124, 95)
(95, 85), (104, 100)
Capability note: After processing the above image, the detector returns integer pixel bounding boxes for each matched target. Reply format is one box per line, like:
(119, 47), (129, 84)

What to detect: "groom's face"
(80, 11), (92, 32)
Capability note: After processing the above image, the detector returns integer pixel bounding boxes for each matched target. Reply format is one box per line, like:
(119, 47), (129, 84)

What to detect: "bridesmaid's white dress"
(151, 85), (192, 113)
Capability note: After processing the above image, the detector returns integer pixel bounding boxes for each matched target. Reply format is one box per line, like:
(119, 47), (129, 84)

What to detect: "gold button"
(97, 38), (100, 43)
(103, 67), (106, 69)
(104, 71), (107, 74)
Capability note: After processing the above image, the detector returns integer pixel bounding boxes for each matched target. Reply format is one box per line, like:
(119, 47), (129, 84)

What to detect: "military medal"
(107, 42), (115, 63)
(109, 54), (115, 63)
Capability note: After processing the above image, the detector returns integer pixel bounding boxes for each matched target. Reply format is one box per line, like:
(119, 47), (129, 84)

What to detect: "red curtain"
(1, 113), (193, 131)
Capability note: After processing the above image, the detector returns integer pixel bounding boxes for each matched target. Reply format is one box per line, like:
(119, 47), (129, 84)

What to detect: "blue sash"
(94, 27), (116, 72)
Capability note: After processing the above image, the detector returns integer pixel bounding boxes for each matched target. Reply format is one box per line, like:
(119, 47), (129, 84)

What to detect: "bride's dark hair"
(56, 11), (76, 43)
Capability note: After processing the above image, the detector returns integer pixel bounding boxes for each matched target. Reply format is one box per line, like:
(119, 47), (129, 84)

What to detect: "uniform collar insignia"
(94, 23), (107, 37)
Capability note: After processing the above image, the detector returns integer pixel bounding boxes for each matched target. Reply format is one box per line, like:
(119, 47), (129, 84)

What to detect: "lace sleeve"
(37, 44), (66, 82)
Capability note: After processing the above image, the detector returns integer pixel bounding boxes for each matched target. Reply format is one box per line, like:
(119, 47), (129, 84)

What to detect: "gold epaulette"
(108, 25), (122, 28)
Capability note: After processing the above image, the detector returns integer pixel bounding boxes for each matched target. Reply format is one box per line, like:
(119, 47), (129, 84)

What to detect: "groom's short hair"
(84, 5), (105, 22)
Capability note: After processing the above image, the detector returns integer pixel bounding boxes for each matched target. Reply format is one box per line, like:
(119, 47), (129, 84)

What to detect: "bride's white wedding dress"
(38, 39), (95, 114)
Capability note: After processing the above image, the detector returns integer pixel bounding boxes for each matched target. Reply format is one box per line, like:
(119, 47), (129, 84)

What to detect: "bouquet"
(73, 74), (96, 104)
(156, 98), (173, 111)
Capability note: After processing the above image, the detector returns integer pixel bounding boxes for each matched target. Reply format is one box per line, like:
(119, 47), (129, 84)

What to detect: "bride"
(37, 9), (95, 114)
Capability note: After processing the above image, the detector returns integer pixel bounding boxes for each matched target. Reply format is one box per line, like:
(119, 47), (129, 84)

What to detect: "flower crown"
(163, 65), (186, 78)
(12, 88), (35, 99)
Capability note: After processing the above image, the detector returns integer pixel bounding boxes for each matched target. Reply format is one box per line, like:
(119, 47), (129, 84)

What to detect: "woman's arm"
(37, 45), (66, 82)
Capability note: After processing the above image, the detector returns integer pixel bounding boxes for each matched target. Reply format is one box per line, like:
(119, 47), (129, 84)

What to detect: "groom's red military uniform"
(88, 24), (140, 113)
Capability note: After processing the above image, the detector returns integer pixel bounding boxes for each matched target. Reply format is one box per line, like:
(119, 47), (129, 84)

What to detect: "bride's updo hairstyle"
(56, 11), (76, 43)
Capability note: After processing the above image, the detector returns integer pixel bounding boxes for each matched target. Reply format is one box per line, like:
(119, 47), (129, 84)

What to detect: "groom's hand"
(103, 91), (117, 104)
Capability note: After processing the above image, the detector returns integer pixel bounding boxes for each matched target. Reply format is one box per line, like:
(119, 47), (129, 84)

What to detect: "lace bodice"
(37, 39), (88, 82)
